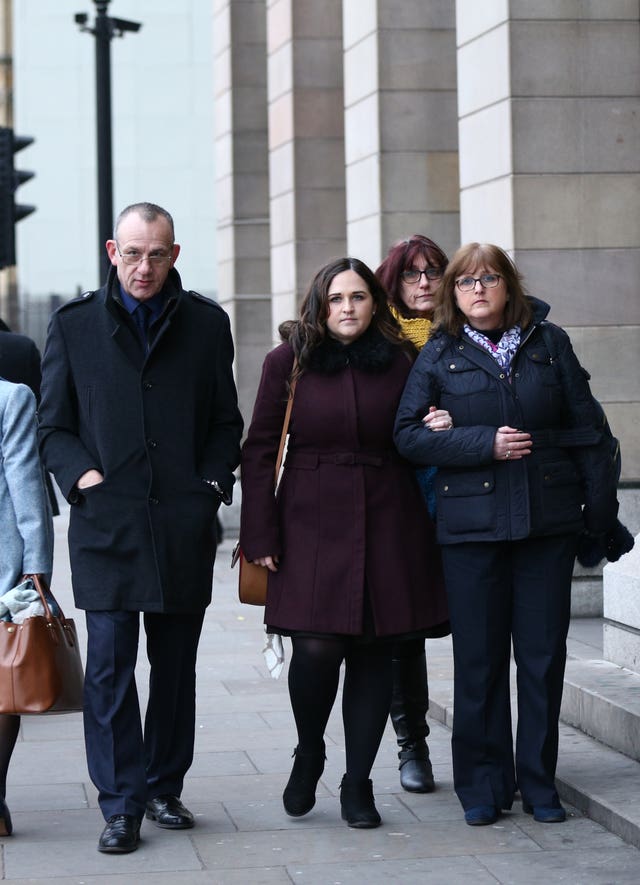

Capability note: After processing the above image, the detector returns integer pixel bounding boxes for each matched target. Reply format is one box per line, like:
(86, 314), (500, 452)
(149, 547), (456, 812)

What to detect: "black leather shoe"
(0, 798), (13, 837)
(98, 815), (140, 853)
(145, 795), (195, 829)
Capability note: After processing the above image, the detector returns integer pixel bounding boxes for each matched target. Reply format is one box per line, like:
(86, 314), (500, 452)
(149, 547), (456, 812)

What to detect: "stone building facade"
(215, 0), (639, 492)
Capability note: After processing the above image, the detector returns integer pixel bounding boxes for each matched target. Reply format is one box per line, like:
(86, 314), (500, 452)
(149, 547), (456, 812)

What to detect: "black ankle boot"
(339, 775), (381, 828)
(390, 651), (434, 793)
(398, 743), (435, 793)
(282, 745), (326, 817)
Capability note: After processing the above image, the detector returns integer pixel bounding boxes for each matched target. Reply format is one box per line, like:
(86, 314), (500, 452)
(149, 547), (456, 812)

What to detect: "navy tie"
(134, 303), (152, 352)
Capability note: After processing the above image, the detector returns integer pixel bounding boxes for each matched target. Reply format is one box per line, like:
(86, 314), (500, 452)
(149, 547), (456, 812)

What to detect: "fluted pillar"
(343, 0), (459, 268)
(267, 0), (347, 331)
(456, 1), (640, 480)
(214, 0), (272, 424)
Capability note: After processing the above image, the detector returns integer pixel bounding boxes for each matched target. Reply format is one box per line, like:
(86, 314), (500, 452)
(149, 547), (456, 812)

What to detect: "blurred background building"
(1, 0), (638, 499)
(3, 0), (216, 331)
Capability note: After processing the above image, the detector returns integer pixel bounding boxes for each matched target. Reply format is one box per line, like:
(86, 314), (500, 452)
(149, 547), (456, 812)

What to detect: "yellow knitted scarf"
(389, 304), (432, 350)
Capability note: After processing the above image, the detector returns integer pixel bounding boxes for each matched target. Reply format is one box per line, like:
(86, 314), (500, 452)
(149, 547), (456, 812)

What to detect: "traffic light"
(0, 127), (36, 270)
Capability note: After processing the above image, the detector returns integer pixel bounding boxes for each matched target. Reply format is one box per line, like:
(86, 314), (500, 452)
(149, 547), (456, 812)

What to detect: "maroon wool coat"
(240, 335), (447, 637)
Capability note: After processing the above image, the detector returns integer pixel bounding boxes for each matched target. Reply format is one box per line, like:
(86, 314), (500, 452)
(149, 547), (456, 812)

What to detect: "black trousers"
(442, 534), (576, 811)
(84, 609), (205, 820)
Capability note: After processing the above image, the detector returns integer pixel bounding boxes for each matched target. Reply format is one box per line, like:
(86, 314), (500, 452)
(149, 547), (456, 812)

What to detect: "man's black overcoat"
(38, 267), (243, 612)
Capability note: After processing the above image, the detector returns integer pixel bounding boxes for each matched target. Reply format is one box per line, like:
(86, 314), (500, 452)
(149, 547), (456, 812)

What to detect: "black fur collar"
(308, 327), (396, 375)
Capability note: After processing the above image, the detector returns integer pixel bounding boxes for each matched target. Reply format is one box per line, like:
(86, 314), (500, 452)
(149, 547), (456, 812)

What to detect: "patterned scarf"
(464, 324), (522, 375)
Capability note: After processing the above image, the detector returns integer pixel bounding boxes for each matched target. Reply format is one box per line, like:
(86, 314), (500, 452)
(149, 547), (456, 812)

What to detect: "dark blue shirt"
(119, 285), (166, 325)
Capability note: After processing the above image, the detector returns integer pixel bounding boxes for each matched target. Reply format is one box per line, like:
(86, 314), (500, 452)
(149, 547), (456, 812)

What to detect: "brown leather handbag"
(231, 546), (270, 606)
(0, 574), (84, 715)
(233, 373), (297, 605)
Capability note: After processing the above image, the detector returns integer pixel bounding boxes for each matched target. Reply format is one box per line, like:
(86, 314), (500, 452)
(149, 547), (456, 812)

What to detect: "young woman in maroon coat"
(240, 258), (448, 828)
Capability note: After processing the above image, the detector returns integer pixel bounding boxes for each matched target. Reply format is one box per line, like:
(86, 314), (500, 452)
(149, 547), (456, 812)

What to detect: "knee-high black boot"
(390, 651), (434, 792)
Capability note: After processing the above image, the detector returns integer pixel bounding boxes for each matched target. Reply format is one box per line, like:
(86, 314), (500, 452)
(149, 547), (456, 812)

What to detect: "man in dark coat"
(38, 202), (243, 854)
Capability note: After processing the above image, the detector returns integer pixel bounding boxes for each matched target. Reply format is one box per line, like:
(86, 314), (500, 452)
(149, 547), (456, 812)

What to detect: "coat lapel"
(104, 292), (145, 371)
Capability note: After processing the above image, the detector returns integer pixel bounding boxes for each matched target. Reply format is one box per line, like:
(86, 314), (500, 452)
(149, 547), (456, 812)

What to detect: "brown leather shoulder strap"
(274, 361), (297, 488)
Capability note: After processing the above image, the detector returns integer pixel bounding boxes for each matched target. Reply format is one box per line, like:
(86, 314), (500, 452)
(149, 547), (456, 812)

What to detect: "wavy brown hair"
(434, 243), (533, 336)
(279, 257), (415, 382)
(375, 235), (449, 317)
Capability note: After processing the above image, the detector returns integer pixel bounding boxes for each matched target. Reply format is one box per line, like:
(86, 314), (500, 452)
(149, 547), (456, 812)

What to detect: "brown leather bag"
(234, 372), (297, 605)
(0, 574), (84, 715)
(231, 545), (269, 606)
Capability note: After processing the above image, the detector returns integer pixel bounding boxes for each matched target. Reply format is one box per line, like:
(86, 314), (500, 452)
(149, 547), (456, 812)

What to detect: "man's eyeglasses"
(455, 273), (502, 292)
(401, 267), (444, 284)
(117, 245), (173, 266)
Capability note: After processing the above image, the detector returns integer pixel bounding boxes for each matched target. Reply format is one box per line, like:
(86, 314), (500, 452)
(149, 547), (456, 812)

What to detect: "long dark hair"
(279, 257), (414, 380)
(376, 235), (449, 316)
(434, 243), (533, 336)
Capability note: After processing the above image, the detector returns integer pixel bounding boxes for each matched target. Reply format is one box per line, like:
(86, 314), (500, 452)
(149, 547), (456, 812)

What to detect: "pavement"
(2, 508), (640, 883)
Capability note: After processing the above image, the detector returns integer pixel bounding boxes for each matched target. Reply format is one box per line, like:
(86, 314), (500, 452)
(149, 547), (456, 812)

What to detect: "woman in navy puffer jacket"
(394, 243), (626, 828)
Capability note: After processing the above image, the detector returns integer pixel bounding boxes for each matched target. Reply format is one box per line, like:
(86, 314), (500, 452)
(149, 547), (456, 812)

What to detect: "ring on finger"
(505, 450), (512, 459)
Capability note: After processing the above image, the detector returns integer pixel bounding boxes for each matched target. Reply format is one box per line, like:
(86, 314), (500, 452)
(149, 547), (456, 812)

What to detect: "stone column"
(343, 0), (459, 269)
(214, 0), (272, 424)
(456, 1), (640, 480)
(267, 0), (346, 331)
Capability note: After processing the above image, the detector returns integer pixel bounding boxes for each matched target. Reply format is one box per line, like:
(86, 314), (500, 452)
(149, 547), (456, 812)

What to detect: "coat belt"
(286, 451), (401, 469)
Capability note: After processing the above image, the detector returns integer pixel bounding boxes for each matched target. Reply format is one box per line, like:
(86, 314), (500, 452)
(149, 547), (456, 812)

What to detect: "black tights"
(288, 636), (393, 781)
(0, 714), (20, 799)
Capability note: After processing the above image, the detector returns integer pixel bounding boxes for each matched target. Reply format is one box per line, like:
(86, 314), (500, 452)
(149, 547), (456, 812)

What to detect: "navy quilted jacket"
(394, 298), (619, 545)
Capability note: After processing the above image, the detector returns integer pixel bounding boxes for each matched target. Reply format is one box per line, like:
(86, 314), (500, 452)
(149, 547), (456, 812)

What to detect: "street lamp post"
(75, 1), (141, 284)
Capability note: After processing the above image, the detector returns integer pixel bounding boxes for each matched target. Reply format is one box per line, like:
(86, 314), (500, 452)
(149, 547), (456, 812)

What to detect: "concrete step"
(562, 657), (640, 762)
(558, 656), (640, 848)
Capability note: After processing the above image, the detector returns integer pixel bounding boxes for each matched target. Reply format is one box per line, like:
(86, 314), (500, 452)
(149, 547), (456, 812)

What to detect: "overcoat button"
(149, 497), (159, 505)
(147, 439), (158, 448)
(483, 482), (490, 488)
(443, 485), (449, 492)
(143, 381), (153, 390)
(449, 364), (456, 369)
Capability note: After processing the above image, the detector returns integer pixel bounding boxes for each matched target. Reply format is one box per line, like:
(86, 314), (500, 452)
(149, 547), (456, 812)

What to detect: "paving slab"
(2, 513), (640, 883)
(478, 846), (640, 885)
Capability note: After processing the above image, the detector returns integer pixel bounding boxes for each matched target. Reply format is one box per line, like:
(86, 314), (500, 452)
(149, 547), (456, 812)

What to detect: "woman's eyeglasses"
(455, 274), (501, 292)
(401, 267), (444, 284)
